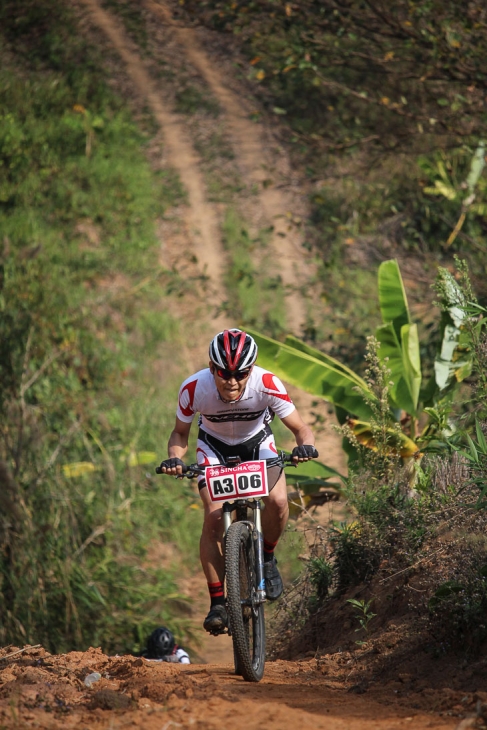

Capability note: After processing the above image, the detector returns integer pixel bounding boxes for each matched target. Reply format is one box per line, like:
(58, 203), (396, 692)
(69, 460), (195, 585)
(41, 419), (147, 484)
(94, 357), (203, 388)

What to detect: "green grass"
(221, 208), (286, 337)
(175, 85), (221, 117)
(0, 0), (203, 656)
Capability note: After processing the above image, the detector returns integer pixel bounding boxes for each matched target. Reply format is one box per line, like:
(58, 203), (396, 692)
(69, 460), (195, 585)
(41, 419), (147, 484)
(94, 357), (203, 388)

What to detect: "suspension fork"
(253, 500), (266, 601)
(222, 500), (266, 603)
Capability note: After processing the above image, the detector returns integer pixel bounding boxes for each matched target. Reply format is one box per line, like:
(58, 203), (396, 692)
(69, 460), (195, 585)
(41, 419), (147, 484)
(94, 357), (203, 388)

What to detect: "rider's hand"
(157, 457), (186, 475)
(291, 445), (319, 462)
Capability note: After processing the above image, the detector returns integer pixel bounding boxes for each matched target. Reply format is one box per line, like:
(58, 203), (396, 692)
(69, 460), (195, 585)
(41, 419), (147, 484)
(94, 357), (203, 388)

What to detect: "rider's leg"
(199, 487), (225, 584)
(261, 471), (288, 600)
(199, 486), (227, 631)
(261, 470), (289, 544)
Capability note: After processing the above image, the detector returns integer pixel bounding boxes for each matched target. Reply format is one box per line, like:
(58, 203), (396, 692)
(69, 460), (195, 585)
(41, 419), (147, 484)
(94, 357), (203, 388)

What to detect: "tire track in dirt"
(145, 0), (309, 335)
(142, 0), (347, 473)
(80, 0), (226, 293)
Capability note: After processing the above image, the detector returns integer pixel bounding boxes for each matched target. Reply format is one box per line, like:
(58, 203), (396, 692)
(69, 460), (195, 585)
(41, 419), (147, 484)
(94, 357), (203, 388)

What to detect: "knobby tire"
(225, 521), (265, 682)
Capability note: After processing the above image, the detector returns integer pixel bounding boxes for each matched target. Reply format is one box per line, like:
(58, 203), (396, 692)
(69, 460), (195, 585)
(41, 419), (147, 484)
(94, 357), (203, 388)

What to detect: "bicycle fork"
(222, 500), (266, 604)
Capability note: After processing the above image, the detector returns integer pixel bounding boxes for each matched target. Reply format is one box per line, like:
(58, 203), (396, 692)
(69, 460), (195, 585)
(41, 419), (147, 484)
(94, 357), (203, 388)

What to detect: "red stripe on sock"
(208, 582), (224, 598)
(264, 539), (278, 554)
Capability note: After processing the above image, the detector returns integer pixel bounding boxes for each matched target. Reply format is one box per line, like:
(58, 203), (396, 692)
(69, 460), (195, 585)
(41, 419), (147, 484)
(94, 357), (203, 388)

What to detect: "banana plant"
(248, 258), (474, 462)
(423, 141), (486, 247)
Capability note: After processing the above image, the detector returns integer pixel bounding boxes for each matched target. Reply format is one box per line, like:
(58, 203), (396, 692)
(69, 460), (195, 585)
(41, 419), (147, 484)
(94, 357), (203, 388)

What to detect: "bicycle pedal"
(210, 627), (228, 637)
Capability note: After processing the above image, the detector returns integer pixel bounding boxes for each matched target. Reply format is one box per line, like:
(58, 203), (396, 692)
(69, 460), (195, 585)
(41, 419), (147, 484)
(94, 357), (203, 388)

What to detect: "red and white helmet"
(209, 329), (258, 371)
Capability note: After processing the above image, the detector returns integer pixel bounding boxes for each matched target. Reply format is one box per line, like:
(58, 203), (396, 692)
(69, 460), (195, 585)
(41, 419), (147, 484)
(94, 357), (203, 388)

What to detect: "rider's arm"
(281, 410), (315, 446)
(280, 410), (317, 462)
(160, 417), (192, 475)
(168, 416), (192, 458)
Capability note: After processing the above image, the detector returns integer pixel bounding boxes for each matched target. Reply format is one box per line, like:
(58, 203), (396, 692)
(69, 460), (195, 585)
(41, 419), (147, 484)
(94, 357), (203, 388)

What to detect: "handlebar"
(155, 452), (297, 478)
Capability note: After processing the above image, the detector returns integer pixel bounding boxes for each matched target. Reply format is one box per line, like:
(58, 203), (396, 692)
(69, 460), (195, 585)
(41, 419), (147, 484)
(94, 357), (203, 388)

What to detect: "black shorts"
(196, 426), (283, 492)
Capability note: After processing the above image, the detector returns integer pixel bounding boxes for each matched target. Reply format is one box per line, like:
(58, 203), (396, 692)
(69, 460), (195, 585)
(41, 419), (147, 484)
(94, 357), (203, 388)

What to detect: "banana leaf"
(375, 322), (421, 415)
(284, 456), (346, 489)
(401, 323), (422, 411)
(378, 259), (410, 341)
(248, 329), (376, 420)
(284, 335), (367, 388)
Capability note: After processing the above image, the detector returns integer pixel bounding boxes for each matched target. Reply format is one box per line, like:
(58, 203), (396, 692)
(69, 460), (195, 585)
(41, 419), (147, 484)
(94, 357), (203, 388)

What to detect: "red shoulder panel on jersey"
(261, 373), (292, 403)
(179, 379), (198, 417)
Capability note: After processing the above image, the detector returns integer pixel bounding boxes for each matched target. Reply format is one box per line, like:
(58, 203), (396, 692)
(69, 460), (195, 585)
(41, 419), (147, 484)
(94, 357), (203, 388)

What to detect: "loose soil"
(0, 644), (472, 730)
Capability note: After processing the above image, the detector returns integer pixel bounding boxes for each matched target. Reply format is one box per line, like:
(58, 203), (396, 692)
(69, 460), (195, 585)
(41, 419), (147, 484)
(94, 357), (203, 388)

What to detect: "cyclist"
(158, 328), (318, 635)
(141, 626), (191, 664)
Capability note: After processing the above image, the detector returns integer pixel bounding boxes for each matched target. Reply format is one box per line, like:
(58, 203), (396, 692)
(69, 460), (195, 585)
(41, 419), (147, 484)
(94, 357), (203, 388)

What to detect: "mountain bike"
(156, 452), (294, 682)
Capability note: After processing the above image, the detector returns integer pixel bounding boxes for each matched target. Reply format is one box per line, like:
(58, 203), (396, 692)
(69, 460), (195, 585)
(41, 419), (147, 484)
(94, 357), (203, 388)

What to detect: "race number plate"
(205, 460), (269, 503)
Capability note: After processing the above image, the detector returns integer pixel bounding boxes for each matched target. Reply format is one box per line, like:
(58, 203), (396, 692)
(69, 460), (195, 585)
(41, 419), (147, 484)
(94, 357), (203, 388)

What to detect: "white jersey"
(176, 366), (295, 446)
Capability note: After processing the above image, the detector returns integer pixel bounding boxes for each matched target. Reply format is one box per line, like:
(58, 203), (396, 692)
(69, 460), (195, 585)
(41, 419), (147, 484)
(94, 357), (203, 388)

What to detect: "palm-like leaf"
(434, 269), (473, 391)
(248, 329), (376, 421)
(376, 261), (421, 415)
(348, 419), (419, 458)
(378, 259), (410, 342)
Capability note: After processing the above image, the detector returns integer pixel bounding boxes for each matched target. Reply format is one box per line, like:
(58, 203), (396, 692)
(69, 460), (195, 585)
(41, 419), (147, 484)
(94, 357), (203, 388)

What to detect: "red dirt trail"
(0, 645), (463, 730)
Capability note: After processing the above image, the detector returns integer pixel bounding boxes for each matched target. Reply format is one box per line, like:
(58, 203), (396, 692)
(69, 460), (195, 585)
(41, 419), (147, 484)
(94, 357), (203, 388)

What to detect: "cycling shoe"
(264, 557), (283, 601)
(203, 605), (228, 635)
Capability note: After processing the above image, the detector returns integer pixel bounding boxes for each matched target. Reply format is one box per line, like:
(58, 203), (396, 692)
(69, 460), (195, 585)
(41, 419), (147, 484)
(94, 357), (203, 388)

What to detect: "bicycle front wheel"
(225, 521), (265, 682)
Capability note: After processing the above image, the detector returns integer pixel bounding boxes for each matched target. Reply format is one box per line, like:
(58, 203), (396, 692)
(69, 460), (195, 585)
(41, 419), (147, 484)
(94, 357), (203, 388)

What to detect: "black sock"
(208, 581), (225, 608)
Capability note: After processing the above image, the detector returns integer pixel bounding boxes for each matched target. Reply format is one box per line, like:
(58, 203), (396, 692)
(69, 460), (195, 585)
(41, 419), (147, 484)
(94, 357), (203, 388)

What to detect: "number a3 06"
(212, 477), (234, 495)
(237, 474), (262, 490)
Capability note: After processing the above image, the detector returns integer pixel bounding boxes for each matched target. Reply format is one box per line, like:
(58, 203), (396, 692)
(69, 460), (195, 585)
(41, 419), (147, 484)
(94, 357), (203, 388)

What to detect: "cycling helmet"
(146, 626), (175, 658)
(209, 329), (258, 371)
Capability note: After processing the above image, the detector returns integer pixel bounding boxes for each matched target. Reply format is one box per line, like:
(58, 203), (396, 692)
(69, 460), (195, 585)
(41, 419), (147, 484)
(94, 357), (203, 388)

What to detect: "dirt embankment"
(0, 645), (473, 730)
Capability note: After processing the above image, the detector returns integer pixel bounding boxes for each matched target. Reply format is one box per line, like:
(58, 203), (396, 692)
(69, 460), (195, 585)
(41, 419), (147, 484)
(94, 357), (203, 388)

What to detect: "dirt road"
(0, 645), (463, 730)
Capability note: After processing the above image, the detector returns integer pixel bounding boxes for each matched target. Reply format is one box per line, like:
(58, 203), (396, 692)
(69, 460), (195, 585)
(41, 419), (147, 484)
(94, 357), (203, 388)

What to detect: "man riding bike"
(158, 328), (318, 635)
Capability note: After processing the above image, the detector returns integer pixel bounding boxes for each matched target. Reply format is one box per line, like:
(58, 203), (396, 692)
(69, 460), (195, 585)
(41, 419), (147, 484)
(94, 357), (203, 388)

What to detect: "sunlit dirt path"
(145, 0), (310, 334)
(80, 0), (226, 291)
(0, 647), (459, 730)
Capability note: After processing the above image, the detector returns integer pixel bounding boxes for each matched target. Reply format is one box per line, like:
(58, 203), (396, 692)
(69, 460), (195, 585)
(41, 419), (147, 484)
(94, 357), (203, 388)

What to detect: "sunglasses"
(215, 367), (252, 382)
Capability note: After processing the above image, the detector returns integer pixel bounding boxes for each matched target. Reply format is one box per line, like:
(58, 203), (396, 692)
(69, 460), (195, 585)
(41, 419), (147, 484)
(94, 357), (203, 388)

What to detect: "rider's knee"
(203, 508), (223, 539)
(268, 491), (289, 518)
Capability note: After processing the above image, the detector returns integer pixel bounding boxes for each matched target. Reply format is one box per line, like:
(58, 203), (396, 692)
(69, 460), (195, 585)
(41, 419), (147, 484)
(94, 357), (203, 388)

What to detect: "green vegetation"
(175, 85), (221, 117)
(249, 257), (481, 479)
(184, 0), (487, 359)
(346, 598), (376, 642)
(265, 258), (487, 656)
(0, 0), (201, 655)
(221, 208), (286, 336)
(3, 0), (487, 664)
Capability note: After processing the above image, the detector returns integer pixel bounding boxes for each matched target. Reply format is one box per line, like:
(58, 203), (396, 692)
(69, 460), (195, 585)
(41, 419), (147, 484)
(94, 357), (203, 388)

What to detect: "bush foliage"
(0, 0), (199, 654)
